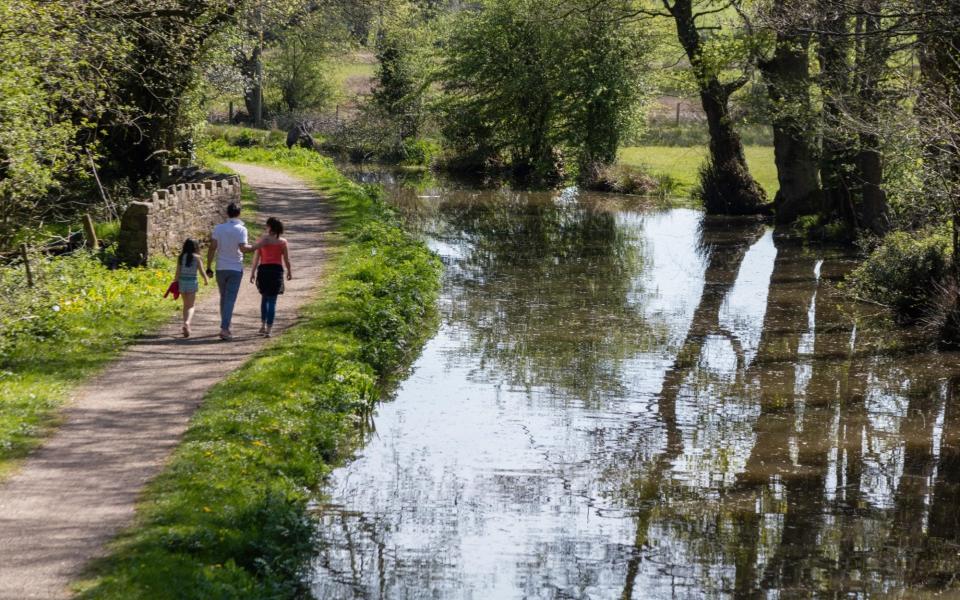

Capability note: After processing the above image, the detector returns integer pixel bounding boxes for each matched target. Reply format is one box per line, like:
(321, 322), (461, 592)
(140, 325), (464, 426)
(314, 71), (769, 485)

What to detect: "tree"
(270, 14), (338, 113)
(371, 3), (430, 143)
(659, 0), (770, 215)
(99, 1), (242, 181)
(0, 1), (131, 246)
(438, 0), (649, 184)
(0, 0), (245, 247)
(757, 0), (822, 225)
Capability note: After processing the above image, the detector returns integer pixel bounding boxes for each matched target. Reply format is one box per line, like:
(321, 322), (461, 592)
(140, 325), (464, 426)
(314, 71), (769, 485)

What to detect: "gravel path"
(0, 163), (333, 599)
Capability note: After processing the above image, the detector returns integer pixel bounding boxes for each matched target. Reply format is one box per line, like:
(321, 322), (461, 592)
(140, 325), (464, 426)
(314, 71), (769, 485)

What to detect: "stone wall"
(117, 175), (241, 265)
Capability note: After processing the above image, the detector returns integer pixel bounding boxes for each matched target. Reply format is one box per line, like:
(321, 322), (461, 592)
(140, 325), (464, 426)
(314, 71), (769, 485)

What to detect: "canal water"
(311, 174), (960, 599)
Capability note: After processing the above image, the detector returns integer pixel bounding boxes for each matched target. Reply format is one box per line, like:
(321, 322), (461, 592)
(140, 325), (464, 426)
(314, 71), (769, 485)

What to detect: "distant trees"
(227, 1), (344, 124)
(371, 3), (431, 144)
(271, 14), (338, 113)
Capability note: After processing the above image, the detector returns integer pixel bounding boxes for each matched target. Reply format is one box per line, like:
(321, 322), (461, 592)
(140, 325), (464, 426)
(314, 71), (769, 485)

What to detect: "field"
(618, 145), (779, 198)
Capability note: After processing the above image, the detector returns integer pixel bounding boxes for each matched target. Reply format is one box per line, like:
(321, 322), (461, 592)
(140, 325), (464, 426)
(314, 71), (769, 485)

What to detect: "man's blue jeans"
(216, 269), (243, 330)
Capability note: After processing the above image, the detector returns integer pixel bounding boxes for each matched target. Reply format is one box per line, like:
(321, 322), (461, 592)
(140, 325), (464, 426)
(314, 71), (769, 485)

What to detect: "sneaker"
(182, 324), (191, 338)
(265, 327), (272, 338)
(219, 330), (233, 341)
(259, 324), (267, 335)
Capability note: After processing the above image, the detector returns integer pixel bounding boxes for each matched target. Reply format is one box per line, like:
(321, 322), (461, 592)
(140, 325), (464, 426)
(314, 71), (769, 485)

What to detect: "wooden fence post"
(82, 214), (99, 249)
(20, 244), (33, 288)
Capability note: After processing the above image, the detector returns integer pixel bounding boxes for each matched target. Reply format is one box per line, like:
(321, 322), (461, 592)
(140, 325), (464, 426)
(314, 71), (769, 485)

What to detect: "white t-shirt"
(211, 218), (248, 271)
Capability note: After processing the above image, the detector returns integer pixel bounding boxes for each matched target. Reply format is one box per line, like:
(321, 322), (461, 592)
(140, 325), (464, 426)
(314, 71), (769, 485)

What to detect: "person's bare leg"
(182, 293), (196, 337)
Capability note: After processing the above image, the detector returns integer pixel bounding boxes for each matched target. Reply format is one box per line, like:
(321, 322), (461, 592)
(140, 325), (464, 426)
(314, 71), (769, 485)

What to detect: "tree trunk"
(760, 0), (822, 226)
(817, 1), (858, 228)
(854, 3), (890, 235)
(236, 47), (264, 123)
(668, 0), (769, 215)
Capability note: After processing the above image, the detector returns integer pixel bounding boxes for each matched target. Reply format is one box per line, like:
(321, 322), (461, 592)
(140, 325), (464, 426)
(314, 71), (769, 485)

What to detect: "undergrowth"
(77, 143), (442, 598)
(844, 228), (951, 322)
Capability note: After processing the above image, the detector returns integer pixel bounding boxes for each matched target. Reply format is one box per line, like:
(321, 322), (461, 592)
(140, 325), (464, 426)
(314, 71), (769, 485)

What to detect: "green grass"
(618, 145), (779, 198)
(0, 158), (263, 477)
(0, 253), (178, 476)
(76, 143), (442, 599)
(331, 60), (376, 84)
(330, 55), (375, 101)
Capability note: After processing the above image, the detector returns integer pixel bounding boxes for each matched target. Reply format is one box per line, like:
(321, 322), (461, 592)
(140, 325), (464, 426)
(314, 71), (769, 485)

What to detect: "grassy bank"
(77, 144), (442, 598)
(618, 145), (779, 198)
(0, 161), (259, 478)
(0, 252), (177, 476)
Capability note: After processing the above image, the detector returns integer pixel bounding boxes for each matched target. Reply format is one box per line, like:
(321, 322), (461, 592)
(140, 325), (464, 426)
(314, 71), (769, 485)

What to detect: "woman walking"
(175, 238), (209, 337)
(250, 217), (292, 337)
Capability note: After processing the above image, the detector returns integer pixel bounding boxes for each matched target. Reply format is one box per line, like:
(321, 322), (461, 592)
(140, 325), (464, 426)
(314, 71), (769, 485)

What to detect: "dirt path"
(0, 163), (333, 599)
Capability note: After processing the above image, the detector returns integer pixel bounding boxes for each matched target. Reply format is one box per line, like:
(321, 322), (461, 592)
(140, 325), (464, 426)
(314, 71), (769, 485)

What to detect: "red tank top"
(259, 239), (285, 265)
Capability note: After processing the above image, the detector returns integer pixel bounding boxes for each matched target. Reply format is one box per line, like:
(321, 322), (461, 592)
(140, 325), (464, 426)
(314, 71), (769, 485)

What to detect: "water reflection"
(311, 177), (960, 599)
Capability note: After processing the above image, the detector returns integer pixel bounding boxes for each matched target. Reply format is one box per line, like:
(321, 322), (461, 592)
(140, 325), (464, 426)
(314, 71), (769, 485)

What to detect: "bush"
(204, 126), (287, 150)
(585, 164), (657, 195)
(399, 138), (440, 167)
(844, 229), (951, 320)
(692, 157), (769, 215)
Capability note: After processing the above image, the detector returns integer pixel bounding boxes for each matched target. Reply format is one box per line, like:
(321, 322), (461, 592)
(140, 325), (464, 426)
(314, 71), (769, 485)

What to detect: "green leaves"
(437, 0), (652, 183)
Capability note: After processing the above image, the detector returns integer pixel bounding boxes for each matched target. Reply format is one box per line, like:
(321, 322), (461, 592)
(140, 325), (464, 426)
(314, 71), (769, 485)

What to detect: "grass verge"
(76, 143), (442, 599)
(0, 252), (178, 477)
(0, 159), (259, 478)
(618, 145), (779, 198)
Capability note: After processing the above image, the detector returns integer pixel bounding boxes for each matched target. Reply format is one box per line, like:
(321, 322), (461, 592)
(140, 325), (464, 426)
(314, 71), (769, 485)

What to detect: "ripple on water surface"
(312, 180), (960, 599)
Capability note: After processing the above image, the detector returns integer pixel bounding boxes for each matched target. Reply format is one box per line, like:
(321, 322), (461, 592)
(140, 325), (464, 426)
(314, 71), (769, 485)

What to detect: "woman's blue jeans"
(260, 295), (278, 326)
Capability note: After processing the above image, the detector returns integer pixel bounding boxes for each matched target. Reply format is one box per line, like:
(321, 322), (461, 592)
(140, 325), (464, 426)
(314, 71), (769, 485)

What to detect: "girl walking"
(250, 217), (292, 337)
(175, 239), (209, 337)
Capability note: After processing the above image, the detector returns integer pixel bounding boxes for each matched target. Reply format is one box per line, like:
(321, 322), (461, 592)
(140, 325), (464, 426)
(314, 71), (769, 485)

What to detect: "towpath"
(0, 163), (332, 599)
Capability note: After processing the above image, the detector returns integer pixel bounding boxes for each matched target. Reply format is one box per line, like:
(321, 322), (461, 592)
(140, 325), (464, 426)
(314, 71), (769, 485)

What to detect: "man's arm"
(206, 238), (218, 275)
(238, 227), (258, 253)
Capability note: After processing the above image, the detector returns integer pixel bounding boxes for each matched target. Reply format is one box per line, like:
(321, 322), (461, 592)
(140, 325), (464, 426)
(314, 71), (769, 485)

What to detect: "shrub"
(692, 157), (769, 215)
(399, 138), (440, 167)
(654, 173), (681, 200)
(844, 229), (951, 320)
(584, 164), (658, 196)
(204, 126), (287, 150)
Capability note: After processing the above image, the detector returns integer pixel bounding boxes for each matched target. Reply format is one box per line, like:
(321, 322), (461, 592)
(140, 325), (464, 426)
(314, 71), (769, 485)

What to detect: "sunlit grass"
(618, 145), (779, 198)
(0, 254), (178, 475)
(0, 156), (263, 477)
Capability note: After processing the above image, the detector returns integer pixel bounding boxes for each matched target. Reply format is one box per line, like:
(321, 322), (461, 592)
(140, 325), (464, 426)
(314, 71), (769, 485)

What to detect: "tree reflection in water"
(312, 177), (960, 599)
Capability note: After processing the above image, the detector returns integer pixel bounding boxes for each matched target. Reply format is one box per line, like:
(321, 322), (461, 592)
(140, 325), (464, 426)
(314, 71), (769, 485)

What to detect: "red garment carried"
(164, 280), (180, 300)
(259, 239), (286, 266)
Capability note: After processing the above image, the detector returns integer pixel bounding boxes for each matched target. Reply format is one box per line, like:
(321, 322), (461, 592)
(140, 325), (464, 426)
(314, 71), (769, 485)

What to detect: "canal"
(311, 174), (960, 599)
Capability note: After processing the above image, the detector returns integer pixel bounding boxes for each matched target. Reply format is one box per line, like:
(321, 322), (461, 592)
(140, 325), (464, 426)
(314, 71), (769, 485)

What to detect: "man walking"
(207, 202), (253, 340)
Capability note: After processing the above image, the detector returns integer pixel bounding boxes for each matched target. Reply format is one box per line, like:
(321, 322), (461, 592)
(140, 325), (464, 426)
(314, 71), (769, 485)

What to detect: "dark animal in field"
(286, 124), (316, 150)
